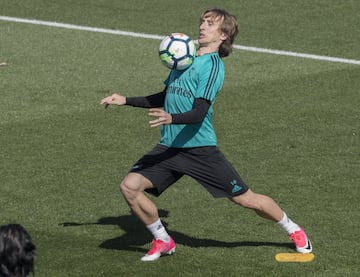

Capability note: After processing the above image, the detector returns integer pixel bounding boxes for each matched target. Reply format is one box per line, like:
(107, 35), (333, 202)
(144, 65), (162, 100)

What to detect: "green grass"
(1, 1), (359, 276)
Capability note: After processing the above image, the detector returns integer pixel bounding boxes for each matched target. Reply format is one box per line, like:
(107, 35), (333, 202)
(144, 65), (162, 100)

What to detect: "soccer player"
(100, 7), (312, 261)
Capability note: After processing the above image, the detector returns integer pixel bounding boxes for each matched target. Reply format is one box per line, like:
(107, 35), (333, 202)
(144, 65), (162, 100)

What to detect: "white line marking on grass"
(0, 16), (164, 40)
(234, 45), (360, 65)
(1, 15), (360, 65)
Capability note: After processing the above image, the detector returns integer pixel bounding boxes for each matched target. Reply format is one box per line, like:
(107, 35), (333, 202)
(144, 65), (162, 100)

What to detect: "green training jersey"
(160, 52), (224, 148)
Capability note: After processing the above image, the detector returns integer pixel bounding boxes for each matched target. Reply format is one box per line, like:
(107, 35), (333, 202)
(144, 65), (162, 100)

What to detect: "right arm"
(100, 88), (166, 108)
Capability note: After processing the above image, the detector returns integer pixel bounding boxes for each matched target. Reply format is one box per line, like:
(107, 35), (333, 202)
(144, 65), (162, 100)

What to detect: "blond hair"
(201, 8), (239, 57)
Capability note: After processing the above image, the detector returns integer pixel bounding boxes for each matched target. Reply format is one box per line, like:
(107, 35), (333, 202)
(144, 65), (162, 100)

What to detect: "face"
(198, 12), (227, 49)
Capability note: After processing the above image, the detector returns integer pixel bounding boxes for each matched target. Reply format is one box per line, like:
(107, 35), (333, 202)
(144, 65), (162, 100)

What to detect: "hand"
(100, 93), (126, 108)
(148, 108), (172, 128)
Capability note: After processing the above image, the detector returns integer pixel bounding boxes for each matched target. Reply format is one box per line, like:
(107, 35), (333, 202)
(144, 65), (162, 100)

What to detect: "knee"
(231, 189), (258, 209)
(119, 174), (149, 200)
(120, 176), (140, 200)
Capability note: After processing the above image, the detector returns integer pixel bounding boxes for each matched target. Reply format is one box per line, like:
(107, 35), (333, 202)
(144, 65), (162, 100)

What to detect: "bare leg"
(120, 173), (159, 225)
(231, 189), (313, 253)
(230, 189), (284, 222)
(120, 172), (175, 261)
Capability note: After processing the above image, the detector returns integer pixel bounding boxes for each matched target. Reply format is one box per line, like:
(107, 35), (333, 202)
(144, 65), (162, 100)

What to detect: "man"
(100, 7), (312, 262)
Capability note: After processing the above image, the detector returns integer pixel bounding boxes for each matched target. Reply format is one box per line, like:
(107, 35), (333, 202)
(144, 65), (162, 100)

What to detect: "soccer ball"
(159, 33), (196, 70)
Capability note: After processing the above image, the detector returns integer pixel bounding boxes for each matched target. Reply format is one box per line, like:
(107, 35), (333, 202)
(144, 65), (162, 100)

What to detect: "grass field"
(1, 1), (359, 276)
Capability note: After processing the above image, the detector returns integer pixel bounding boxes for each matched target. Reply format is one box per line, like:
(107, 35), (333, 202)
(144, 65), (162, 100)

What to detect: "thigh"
(129, 144), (184, 197)
(183, 147), (249, 198)
(121, 172), (154, 191)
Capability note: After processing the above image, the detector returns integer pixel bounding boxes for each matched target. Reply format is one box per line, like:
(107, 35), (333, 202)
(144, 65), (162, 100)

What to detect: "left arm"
(148, 98), (211, 128)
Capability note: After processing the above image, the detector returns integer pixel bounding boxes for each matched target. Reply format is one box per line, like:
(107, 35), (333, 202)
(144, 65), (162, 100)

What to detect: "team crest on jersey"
(187, 66), (196, 76)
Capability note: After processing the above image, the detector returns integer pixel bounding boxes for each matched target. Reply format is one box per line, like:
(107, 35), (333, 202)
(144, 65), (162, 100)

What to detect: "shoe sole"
(165, 247), (176, 255)
(296, 239), (312, 253)
(141, 246), (176, 262)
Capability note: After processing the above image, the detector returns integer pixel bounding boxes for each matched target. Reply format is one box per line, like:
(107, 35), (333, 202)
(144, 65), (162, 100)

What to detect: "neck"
(196, 45), (219, 56)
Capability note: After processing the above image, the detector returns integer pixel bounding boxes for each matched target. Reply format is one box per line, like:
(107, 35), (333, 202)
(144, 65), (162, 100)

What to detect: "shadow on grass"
(62, 209), (294, 253)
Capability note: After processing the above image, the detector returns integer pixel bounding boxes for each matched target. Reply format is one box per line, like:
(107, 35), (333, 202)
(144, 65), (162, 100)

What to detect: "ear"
(220, 33), (228, 42)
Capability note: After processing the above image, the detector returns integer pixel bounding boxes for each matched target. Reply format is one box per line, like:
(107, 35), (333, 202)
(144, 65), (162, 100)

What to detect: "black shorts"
(129, 144), (249, 198)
